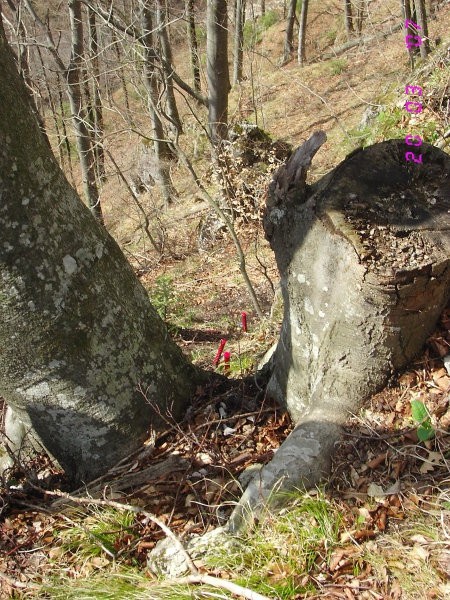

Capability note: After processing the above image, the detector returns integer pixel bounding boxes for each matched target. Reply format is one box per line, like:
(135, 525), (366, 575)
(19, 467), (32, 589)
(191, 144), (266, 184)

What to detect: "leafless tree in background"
(284, 0), (297, 63)
(186, 0), (201, 94)
(344, 0), (354, 39)
(86, 6), (105, 185)
(414, 0), (430, 58)
(7, 0), (104, 220)
(206, 0), (230, 144)
(67, 0), (102, 220)
(233, 0), (246, 84)
(297, 0), (308, 66)
(140, 0), (177, 207)
(156, 0), (183, 135)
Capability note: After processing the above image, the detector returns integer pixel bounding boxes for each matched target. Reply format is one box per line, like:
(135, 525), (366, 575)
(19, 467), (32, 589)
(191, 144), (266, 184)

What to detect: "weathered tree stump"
(228, 135), (450, 531)
(265, 135), (450, 420)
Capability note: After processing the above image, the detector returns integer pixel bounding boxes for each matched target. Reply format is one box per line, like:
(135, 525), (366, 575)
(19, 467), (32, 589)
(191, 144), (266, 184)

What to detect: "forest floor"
(2, 0), (450, 598)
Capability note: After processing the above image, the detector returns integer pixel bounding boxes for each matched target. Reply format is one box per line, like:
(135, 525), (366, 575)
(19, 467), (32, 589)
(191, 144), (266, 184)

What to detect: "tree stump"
(265, 135), (450, 421)
(227, 135), (450, 531)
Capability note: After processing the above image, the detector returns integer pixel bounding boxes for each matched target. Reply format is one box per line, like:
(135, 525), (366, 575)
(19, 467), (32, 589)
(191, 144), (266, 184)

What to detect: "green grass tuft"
(206, 489), (343, 598)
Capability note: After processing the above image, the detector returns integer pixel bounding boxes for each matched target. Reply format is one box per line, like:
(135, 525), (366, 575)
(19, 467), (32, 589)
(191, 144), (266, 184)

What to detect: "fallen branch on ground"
(173, 574), (272, 600)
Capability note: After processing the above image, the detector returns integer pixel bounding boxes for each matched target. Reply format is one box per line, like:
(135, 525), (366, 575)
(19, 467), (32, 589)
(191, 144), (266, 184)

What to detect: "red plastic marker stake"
(213, 338), (227, 366)
(223, 351), (231, 372)
(241, 311), (248, 333)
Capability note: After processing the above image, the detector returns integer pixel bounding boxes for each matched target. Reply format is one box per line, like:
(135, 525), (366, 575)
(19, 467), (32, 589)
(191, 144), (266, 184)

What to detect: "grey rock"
(147, 526), (241, 577)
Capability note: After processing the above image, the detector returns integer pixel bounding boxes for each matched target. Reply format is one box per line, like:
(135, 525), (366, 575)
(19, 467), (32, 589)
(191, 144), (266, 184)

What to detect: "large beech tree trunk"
(228, 134), (450, 530)
(0, 20), (200, 484)
(266, 135), (450, 421)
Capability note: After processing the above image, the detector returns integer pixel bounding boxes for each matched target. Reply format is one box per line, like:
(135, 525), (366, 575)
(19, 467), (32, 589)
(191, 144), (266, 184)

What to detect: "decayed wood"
(265, 130), (327, 212)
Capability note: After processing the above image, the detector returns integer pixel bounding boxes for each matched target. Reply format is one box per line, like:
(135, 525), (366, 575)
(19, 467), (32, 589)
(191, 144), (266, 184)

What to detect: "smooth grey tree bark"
(206, 0), (231, 144)
(264, 135), (450, 424)
(0, 18), (200, 484)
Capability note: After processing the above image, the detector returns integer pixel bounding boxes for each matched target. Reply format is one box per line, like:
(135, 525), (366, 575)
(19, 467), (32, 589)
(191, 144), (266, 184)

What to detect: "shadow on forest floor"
(1, 312), (450, 596)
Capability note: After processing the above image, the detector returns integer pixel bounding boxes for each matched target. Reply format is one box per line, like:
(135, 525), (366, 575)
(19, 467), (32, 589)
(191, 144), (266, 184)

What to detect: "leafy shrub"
(411, 399), (435, 442)
(326, 29), (338, 45)
(244, 9), (279, 47)
(329, 58), (347, 75)
(260, 9), (279, 30)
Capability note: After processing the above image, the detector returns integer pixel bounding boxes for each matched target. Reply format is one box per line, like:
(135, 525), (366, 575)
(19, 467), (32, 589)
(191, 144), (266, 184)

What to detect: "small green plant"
(218, 352), (254, 376)
(329, 58), (347, 75)
(260, 9), (279, 30)
(57, 507), (136, 561)
(374, 107), (405, 138)
(419, 119), (439, 144)
(194, 25), (206, 43)
(410, 399), (435, 441)
(346, 106), (407, 152)
(150, 274), (176, 321)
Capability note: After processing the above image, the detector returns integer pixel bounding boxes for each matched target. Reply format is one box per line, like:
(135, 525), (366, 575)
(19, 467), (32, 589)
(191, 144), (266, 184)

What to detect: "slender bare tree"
(344, 0), (354, 39)
(156, 0), (183, 135)
(17, 0), (103, 220)
(233, 0), (246, 84)
(67, 0), (102, 220)
(297, 0), (308, 66)
(206, 0), (230, 144)
(140, 0), (177, 207)
(86, 6), (105, 184)
(414, 0), (430, 58)
(186, 0), (201, 94)
(284, 0), (297, 63)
